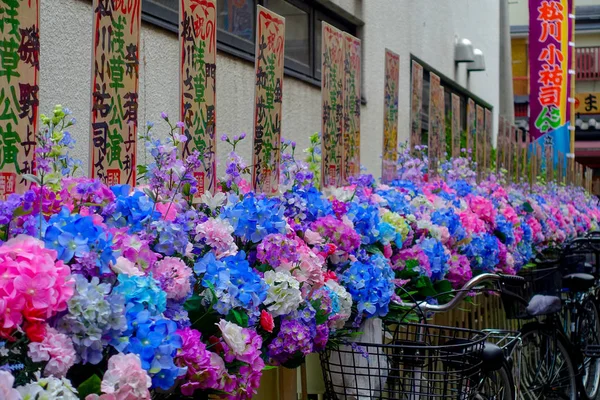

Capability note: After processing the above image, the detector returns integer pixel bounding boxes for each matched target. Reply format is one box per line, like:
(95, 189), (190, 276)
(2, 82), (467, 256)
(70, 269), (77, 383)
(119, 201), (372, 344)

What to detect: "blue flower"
(346, 201), (381, 245)
(105, 186), (160, 232)
(221, 192), (286, 242)
(450, 179), (473, 197)
(461, 233), (499, 272)
(494, 215), (515, 245)
(114, 274), (167, 318)
(375, 188), (412, 214)
(431, 208), (466, 242)
(420, 238), (448, 281)
(341, 254), (395, 318)
(194, 252), (267, 317)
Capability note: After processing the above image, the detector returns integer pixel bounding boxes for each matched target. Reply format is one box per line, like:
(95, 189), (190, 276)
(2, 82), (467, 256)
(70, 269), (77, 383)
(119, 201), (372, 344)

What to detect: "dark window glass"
(217, 0), (255, 43)
(267, 0), (309, 66)
(142, 0), (356, 83)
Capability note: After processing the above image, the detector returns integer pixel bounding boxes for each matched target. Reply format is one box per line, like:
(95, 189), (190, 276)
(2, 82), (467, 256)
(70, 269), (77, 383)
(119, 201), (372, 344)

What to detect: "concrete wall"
(40, 0), (502, 180)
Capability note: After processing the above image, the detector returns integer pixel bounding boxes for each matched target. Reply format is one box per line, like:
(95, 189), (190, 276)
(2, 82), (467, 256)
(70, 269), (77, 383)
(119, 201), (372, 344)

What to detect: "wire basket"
(501, 265), (562, 319)
(320, 323), (487, 399)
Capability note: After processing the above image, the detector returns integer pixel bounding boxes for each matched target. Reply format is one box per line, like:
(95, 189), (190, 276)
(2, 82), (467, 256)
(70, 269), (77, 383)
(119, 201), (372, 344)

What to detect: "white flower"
(17, 374), (78, 400)
(216, 319), (247, 356)
(200, 191), (226, 211)
(263, 270), (302, 317)
(326, 280), (353, 330)
(111, 256), (144, 276)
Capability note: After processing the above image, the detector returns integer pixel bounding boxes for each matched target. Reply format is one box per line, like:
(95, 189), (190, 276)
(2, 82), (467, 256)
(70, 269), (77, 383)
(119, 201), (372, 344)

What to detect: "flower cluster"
(0, 108), (598, 399)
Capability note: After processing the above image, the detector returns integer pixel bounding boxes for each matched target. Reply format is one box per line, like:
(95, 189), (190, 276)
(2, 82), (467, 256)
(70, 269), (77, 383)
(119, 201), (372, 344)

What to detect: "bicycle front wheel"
(519, 322), (577, 400)
(475, 361), (515, 400)
(580, 297), (600, 399)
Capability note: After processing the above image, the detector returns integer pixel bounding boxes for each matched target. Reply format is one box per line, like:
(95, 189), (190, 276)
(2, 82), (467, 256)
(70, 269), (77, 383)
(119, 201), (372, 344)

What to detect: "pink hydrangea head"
(27, 327), (76, 377)
(155, 202), (178, 222)
(467, 195), (497, 227)
(100, 353), (151, 399)
(151, 257), (192, 301)
(195, 218), (238, 259)
(0, 235), (74, 339)
(446, 253), (472, 289)
(176, 328), (222, 395)
(459, 210), (486, 235)
(0, 371), (20, 400)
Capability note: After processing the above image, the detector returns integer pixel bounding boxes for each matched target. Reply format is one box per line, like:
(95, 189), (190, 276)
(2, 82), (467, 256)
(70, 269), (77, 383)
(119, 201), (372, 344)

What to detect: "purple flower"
(240, 132), (247, 139)
(176, 121), (185, 129)
(221, 134), (228, 142)
(160, 111), (168, 119)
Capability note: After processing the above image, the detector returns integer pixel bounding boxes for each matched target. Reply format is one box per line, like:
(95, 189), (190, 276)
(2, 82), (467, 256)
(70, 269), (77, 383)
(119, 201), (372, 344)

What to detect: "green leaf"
(262, 365), (278, 371)
(523, 201), (534, 213)
(228, 308), (249, 327)
(77, 374), (101, 399)
(365, 244), (383, 256)
(22, 174), (41, 185)
(416, 276), (436, 297)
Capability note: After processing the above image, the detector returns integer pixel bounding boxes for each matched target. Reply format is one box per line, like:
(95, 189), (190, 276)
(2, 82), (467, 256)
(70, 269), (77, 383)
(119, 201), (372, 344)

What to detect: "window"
(142, 0), (356, 83)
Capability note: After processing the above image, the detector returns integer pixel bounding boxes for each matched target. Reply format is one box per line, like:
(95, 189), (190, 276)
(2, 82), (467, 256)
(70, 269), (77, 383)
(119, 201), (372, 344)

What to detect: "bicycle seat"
(526, 295), (562, 316)
(481, 342), (504, 372)
(562, 273), (595, 292)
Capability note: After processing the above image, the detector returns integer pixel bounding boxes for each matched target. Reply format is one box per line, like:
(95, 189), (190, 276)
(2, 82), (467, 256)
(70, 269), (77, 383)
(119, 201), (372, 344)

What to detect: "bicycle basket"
(501, 265), (562, 319)
(320, 323), (487, 399)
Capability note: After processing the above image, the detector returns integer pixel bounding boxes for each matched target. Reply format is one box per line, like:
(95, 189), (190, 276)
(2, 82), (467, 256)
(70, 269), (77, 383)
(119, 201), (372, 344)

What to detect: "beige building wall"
(40, 0), (502, 181)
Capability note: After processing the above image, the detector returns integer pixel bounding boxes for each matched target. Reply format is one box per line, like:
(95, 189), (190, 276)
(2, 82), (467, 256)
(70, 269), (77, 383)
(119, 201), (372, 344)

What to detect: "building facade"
(40, 0), (505, 181)
(509, 0), (600, 194)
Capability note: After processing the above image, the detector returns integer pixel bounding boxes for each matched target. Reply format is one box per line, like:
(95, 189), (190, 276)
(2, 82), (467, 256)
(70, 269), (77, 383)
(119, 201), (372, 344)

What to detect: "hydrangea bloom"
(221, 193), (286, 242)
(341, 254), (395, 319)
(267, 319), (313, 365)
(87, 353), (152, 400)
(151, 257), (192, 301)
(0, 235), (74, 341)
(194, 218), (237, 259)
(56, 275), (127, 364)
(28, 327), (76, 377)
(17, 374), (78, 400)
(263, 270), (303, 317)
(175, 328), (221, 395)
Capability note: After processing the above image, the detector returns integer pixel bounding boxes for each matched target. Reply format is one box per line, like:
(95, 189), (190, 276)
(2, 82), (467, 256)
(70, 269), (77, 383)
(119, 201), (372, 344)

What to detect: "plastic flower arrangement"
(0, 106), (598, 398)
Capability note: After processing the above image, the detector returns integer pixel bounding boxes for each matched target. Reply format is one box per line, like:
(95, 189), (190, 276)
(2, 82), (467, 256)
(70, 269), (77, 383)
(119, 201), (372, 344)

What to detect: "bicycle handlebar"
(400, 273), (526, 314)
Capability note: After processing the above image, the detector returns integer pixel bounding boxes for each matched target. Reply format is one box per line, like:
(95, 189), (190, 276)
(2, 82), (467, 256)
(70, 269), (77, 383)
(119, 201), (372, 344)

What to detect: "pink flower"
(151, 257), (192, 300)
(155, 202), (177, 221)
(28, 327), (76, 377)
(195, 218), (238, 259)
(303, 229), (324, 245)
(446, 253), (472, 289)
(95, 353), (152, 400)
(0, 235), (73, 340)
(0, 371), (20, 400)
(238, 179), (252, 194)
(175, 328), (223, 395)
(467, 195), (497, 227)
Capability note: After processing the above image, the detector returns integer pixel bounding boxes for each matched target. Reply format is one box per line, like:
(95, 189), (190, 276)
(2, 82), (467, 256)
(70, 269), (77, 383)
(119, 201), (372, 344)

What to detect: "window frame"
(141, 0), (357, 86)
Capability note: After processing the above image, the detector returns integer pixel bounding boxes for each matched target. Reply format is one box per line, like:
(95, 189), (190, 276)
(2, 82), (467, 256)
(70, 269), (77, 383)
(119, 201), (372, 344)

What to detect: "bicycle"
(320, 273), (526, 399)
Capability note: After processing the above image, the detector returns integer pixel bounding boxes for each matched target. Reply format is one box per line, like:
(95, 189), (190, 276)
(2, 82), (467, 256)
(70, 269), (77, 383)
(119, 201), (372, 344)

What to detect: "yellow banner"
(575, 92), (600, 115)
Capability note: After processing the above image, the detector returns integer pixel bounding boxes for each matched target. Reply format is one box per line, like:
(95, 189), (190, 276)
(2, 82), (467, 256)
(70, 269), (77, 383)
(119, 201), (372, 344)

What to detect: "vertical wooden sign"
(558, 151), (564, 184)
(321, 22), (344, 188)
(451, 94), (460, 158)
(567, 157), (574, 185)
(466, 98), (476, 156)
(484, 109), (492, 172)
(90, 0), (141, 186)
(515, 129), (521, 183)
(475, 105), (484, 180)
(180, 0), (217, 195)
(252, 6), (284, 194)
(437, 85), (446, 162)
(535, 142), (542, 179)
(505, 124), (517, 182)
(0, 0), (39, 199)
(382, 49), (399, 183)
(579, 163), (584, 188)
(545, 136), (553, 183)
(342, 33), (361, 184)
(497, 117), (505, 174)
(428, 72), (442, 177)
(410, 61), (423, 152)
(523, 130), (529, 181)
